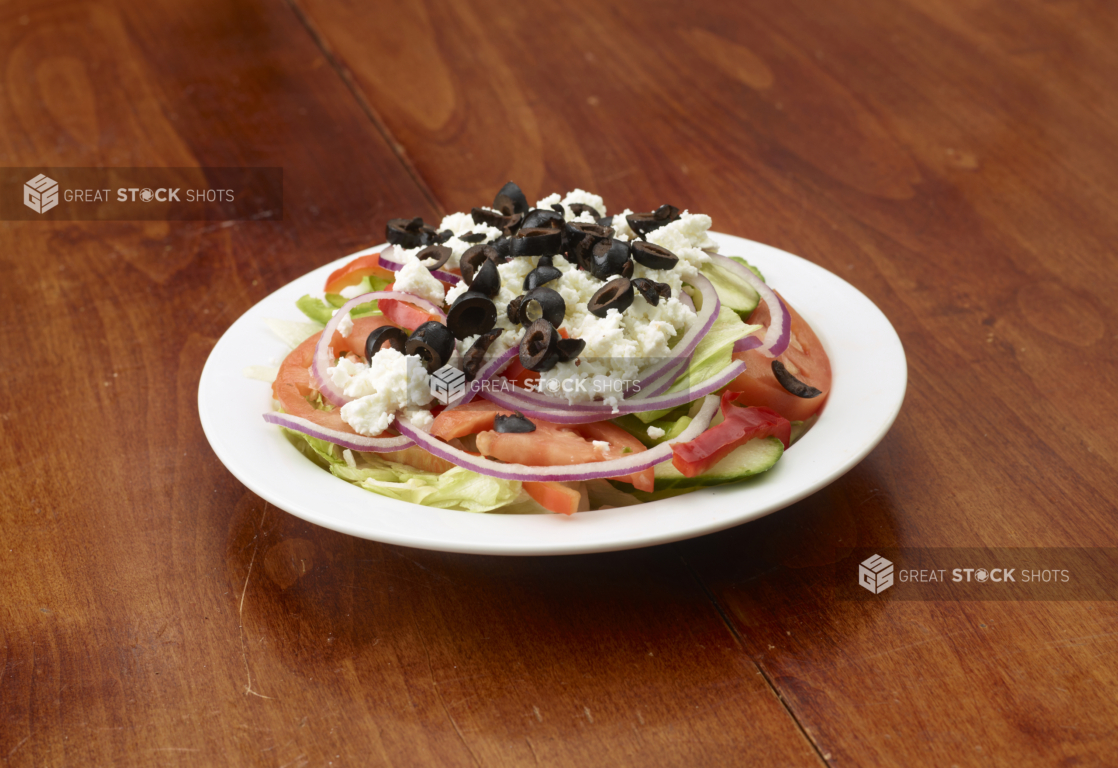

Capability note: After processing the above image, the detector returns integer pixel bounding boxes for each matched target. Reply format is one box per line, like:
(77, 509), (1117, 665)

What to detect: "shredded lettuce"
(636, 306), (759, 423)
(265, 317), (324, 349)
(283, 428), (523, 513)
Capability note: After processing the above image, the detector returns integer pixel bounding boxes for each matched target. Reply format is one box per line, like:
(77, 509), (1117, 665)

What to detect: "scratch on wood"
(525, 737), (541, 765)
(533, 705), (542, 722)
(239, 505), (274, 700)
(584, 706), (594, 723)
(6, 736), (29, 760)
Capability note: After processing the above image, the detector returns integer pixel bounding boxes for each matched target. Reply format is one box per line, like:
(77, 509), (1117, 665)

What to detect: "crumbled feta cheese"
(433, 214), (503, 269)
(336, 310), (354, 337)
(592, 440), (610, 453)
(393, 258), (445, 306)
(438, 190), (701, 405)
(646, 426), (666, 440)
(645, 212), (718, 276)
(330, 349), (434, 436)
(403, 406), (435, 432)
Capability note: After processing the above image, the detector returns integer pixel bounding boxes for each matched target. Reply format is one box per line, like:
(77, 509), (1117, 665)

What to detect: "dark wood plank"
(0, 0), (821, 765)
(293, 0), (1118, 763)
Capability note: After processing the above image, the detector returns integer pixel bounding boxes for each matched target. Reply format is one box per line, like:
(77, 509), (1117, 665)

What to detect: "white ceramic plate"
(199, 233), (906, 555)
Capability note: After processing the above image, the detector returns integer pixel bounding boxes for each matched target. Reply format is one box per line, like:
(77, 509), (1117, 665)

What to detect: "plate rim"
(198, 232), (907, 555)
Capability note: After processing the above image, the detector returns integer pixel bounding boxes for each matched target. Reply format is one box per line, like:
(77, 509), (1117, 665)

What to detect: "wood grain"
(0, 0), (823, 765)
(291, 0), (1118, 764)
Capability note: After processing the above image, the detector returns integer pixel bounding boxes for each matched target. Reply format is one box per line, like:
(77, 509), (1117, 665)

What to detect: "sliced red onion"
(709, 253), (790, 358)
(622, 272), (719, 396)
(264, 412), (415, 452)
(395, 395), (720, 483)
(478, 360), (745, 425)
(733, 335), (763, 353)
(377, 244), (461, 285)
(679, 289), (695, 312)
(458, 346), (519, 406)
(312, 290), (447, 407)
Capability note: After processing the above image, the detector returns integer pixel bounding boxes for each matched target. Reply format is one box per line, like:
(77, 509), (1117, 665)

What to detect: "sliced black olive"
(626, 204), (681, 239)
(460, 244), (499, 285)
(590, 238), (631, 281)
(568, 202), (603, 219)
(556, 337), (585, 362)
(550, 203), (565, 214)
(489, 235), (513, 261)
(520, 208), (565, 231)
(471, 207), (522, 234)
(446, 292), (497, 340)
(493, 181), (529, 216)
(494, 411), (536, 433)
(461, 328), (503, 381)
(772, 361), (822, 398)
(458, 231), (487, 243)
(470, 258), (502, 298)
(587, 277), (634, 317)
(518, 286), (565, 327)
(538, 255), (554, 266)
(416, 244), (451, 271)
(524, 263), (563, 290)
(386, 217), (435, 248)
(597, 215), (613, 227)
(510, 227), (564, 257)
(621, 259), (634, 279)
(405, 321), (456, 372)
(630, 241), (679, 270)
(364, 326), (407, 361)
(565, 222), (613, 270)
(434, 229), (454, 245)
(519, 319), (561, 372)
(506, 295), (525, 324)
(631, 277), (671, 306)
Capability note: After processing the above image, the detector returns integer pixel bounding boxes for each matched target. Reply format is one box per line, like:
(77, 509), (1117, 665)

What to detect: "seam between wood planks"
(280, 0), (445, 219)
(676, 546), (831, 766)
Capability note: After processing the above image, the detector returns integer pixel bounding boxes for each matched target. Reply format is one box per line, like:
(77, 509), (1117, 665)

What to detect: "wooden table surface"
(3, 0), (1117, 765)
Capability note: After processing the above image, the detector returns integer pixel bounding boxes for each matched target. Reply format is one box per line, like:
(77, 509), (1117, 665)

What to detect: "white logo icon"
(859, 554), (894, 594)
(428, 365), (466, 404)
(24, 174), (59, 214)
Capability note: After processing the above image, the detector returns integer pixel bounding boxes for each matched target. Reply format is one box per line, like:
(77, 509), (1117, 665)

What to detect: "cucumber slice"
(652, 436), (783, 491)
(700, 257), (761, 319)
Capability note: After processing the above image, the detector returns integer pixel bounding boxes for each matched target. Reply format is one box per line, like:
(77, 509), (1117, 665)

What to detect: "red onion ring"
(476, 360), (746, 424)
(458, 346), (519, 406)
(733, 335), (763, 353)
(377, 245), (461, 285)
(620, 272), (720, 397)
(312, 290), (447, 407)
(709, 254), (790, 358)
(264, 412), (415, 452)
(395, 395), (720, 483)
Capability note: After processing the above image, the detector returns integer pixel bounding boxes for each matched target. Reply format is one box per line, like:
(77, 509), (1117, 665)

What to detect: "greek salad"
(254, 184), (831, 515)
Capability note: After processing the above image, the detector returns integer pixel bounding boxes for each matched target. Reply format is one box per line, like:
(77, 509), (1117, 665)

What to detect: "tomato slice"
(324, 253), (395, 294)
(523, 481), (586, 516)
(430, 400), (654, 492)
(272, 331), (356, 433)
(727, 293), (831, 422)
(332, 315), (396, 359)
(378, 282), (445, 330)
(671, 392), (791, 478)
(430, 399), (505, 441)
